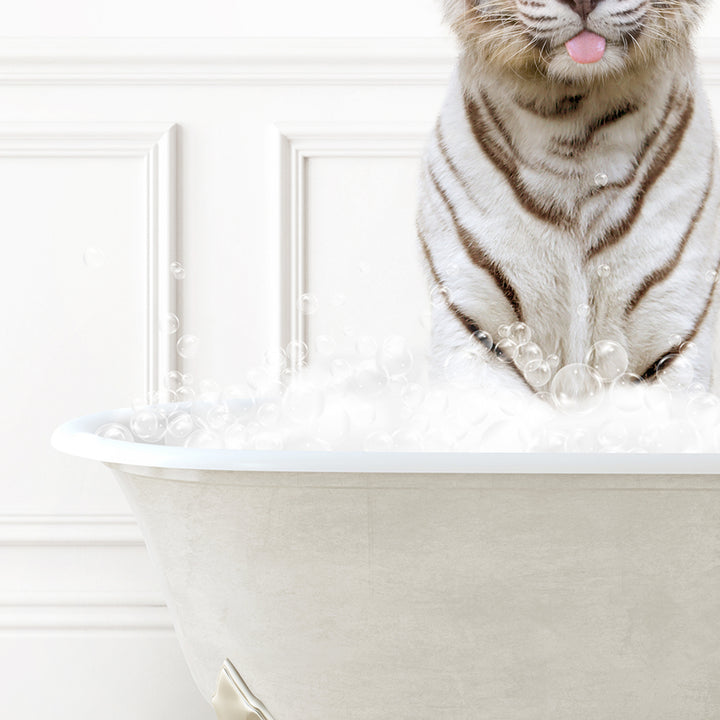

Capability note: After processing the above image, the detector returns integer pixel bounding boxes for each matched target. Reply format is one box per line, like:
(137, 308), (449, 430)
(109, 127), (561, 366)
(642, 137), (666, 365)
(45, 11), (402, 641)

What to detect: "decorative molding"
(273, 124), (429, 368)
(0, 37), (458, 85)
(0, 514), (142, 546)
(0, 37), (715, 86)
(0, 603), (172, 632)
(0, 515), (171, 632)
(0, 123), (178, 398)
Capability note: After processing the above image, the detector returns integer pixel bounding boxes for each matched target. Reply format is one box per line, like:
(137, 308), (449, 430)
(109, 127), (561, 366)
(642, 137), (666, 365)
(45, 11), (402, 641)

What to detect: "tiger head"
(442, 0), (707, 83)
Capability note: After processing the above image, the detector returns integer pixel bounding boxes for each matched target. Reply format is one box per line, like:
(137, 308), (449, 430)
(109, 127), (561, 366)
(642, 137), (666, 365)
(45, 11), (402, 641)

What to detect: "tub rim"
(51, 407), (720, 475)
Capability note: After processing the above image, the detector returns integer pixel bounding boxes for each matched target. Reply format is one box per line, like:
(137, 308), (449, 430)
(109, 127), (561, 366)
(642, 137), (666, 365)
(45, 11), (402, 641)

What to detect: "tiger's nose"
(557, 0), (601, 20)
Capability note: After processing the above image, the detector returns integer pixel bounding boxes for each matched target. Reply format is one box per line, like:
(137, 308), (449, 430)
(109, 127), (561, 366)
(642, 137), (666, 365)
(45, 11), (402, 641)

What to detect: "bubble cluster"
(96, 321), (720, 454)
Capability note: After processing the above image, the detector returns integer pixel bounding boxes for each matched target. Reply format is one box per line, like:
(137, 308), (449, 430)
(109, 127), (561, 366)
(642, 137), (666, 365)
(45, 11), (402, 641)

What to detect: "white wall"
(1, 2), (719, 719)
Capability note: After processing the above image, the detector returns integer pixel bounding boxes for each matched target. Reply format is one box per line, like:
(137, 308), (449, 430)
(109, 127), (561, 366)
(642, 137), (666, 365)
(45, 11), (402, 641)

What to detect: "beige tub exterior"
(54, 410), (720, 719)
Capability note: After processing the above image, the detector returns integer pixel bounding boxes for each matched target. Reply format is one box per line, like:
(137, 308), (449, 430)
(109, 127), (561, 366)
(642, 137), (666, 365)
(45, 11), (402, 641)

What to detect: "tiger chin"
(418, 0), (720, 397)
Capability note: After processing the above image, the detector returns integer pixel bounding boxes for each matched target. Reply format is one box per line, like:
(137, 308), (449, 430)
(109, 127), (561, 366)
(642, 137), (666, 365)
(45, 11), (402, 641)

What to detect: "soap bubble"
(392, 429), (423, 451)
(687, 393), (720, 426)
(354, 365), (387, 395)
(164, 370), (184, 391)
(253, 432), (284, 451)
(705, 270), (718, 284)
(170, 261), (186, 280)
(176, 386), (195, 402)
(315, 335), (336, 357)
(166, 412), (195, 441)
(283, 380), (325, 423)
(495, 338), (518, 362)
(481, 420), (528, 452)
(185, 429), (222, 449)
(286, 340), (309, 367)
(430, 284), (450, 308)
(546, 354), (561, 369)
(598, 422), (628, 451)
(263, 347), (287, 372)
(83, 247), (106, 269)
(344, 394), (376, 430)
(377, 336), (413, 378)
(564, 427), (597, 453)
(206, 403), (233, 430)
(509, 322), (531, 345)
(610, 373), (644, 411)
(596, 264), (611, 278)
(316, 402), (350, 444)
(257, 402), (281, 428)
(472, 330), (493, 348)
(401, 382), (426, 411)
(550, 363), (603, 413)
(177, 334), (200, 359)
(656, 354), (694, 391)
(161, 313), (180, 335)
(594, 172), (609, 187)
(96, 423), (133, 442)
(299, 293), (319, 315)
(356, 336), (378, 357)
(585, 340), (629, 382)
(524, 359), (551, 388)
(130, 408), (166, 442)
(364, 431), (394, 452)
(198, 378), (220, 397)
(577, 303), (591, 318)
(330, 357), (353, 383)
(515, 342), (542, 370)
(443, 347), (484, 389)
(497, 324), (511, 339)
(679, 341), (697, 356)
(224, 422), (249, 449)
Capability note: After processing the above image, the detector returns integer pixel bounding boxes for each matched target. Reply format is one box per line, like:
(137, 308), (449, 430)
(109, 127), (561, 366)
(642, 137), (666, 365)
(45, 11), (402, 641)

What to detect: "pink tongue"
(565, 31), (606, 64)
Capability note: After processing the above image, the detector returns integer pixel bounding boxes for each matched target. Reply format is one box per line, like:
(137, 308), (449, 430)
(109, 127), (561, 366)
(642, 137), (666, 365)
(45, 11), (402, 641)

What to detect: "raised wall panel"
(276, 125), (432, 371)
(0, 123), (177, 514)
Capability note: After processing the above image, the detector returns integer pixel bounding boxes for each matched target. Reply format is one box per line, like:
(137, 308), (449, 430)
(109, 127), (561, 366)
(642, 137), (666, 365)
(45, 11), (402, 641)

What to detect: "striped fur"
(418, 0), (720, 393)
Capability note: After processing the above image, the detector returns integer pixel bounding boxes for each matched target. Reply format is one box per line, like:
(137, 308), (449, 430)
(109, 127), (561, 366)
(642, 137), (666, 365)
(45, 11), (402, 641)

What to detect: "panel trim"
(0, 515), (172, 631)
(0, 514), (142, 546)
(273, 124), (429, 368)
(0, 37), (716, 85)
(0, 123), (179, 398)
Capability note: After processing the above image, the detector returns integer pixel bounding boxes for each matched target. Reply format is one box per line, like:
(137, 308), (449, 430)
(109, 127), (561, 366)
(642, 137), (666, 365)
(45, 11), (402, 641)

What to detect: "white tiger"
(418, 0), (720, 395)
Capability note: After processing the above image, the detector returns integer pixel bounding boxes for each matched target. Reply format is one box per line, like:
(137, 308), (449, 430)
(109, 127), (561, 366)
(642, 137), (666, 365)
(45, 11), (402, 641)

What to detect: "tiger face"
(443, 0), (707, 83)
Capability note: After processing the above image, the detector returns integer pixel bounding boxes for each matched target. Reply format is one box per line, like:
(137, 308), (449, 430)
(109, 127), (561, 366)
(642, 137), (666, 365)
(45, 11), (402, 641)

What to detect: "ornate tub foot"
(211, 660), (276, 720)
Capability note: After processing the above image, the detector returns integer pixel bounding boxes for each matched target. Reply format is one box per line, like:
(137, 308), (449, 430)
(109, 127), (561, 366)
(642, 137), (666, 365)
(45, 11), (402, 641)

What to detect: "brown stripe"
(640, 250), (720, 382)
(515, 93), (584, 119)
(465, 93), (570, 227)
(426, 165), (525, 322)
(518, 10), (561, 22)
(609, 6), (644, 17)
(586, 93), (694, 261)
(591, 87), (678, 197)
(417, 226), (534, 391)
(433, 121), (478, 206)
(626, 154), (715, 315)
(551, 101), (638, 156)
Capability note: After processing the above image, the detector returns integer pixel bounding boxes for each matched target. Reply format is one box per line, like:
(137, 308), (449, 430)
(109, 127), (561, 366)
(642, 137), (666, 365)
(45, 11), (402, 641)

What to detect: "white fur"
(418, 2), (720, 393)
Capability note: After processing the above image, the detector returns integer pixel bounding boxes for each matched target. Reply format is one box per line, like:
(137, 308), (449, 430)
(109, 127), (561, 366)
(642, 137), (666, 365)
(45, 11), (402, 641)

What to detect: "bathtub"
(52, 407), (720, 719)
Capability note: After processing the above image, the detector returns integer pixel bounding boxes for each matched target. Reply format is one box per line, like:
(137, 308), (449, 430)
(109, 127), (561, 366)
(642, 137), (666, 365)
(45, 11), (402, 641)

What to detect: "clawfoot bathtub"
(53, 408), (720, 719)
